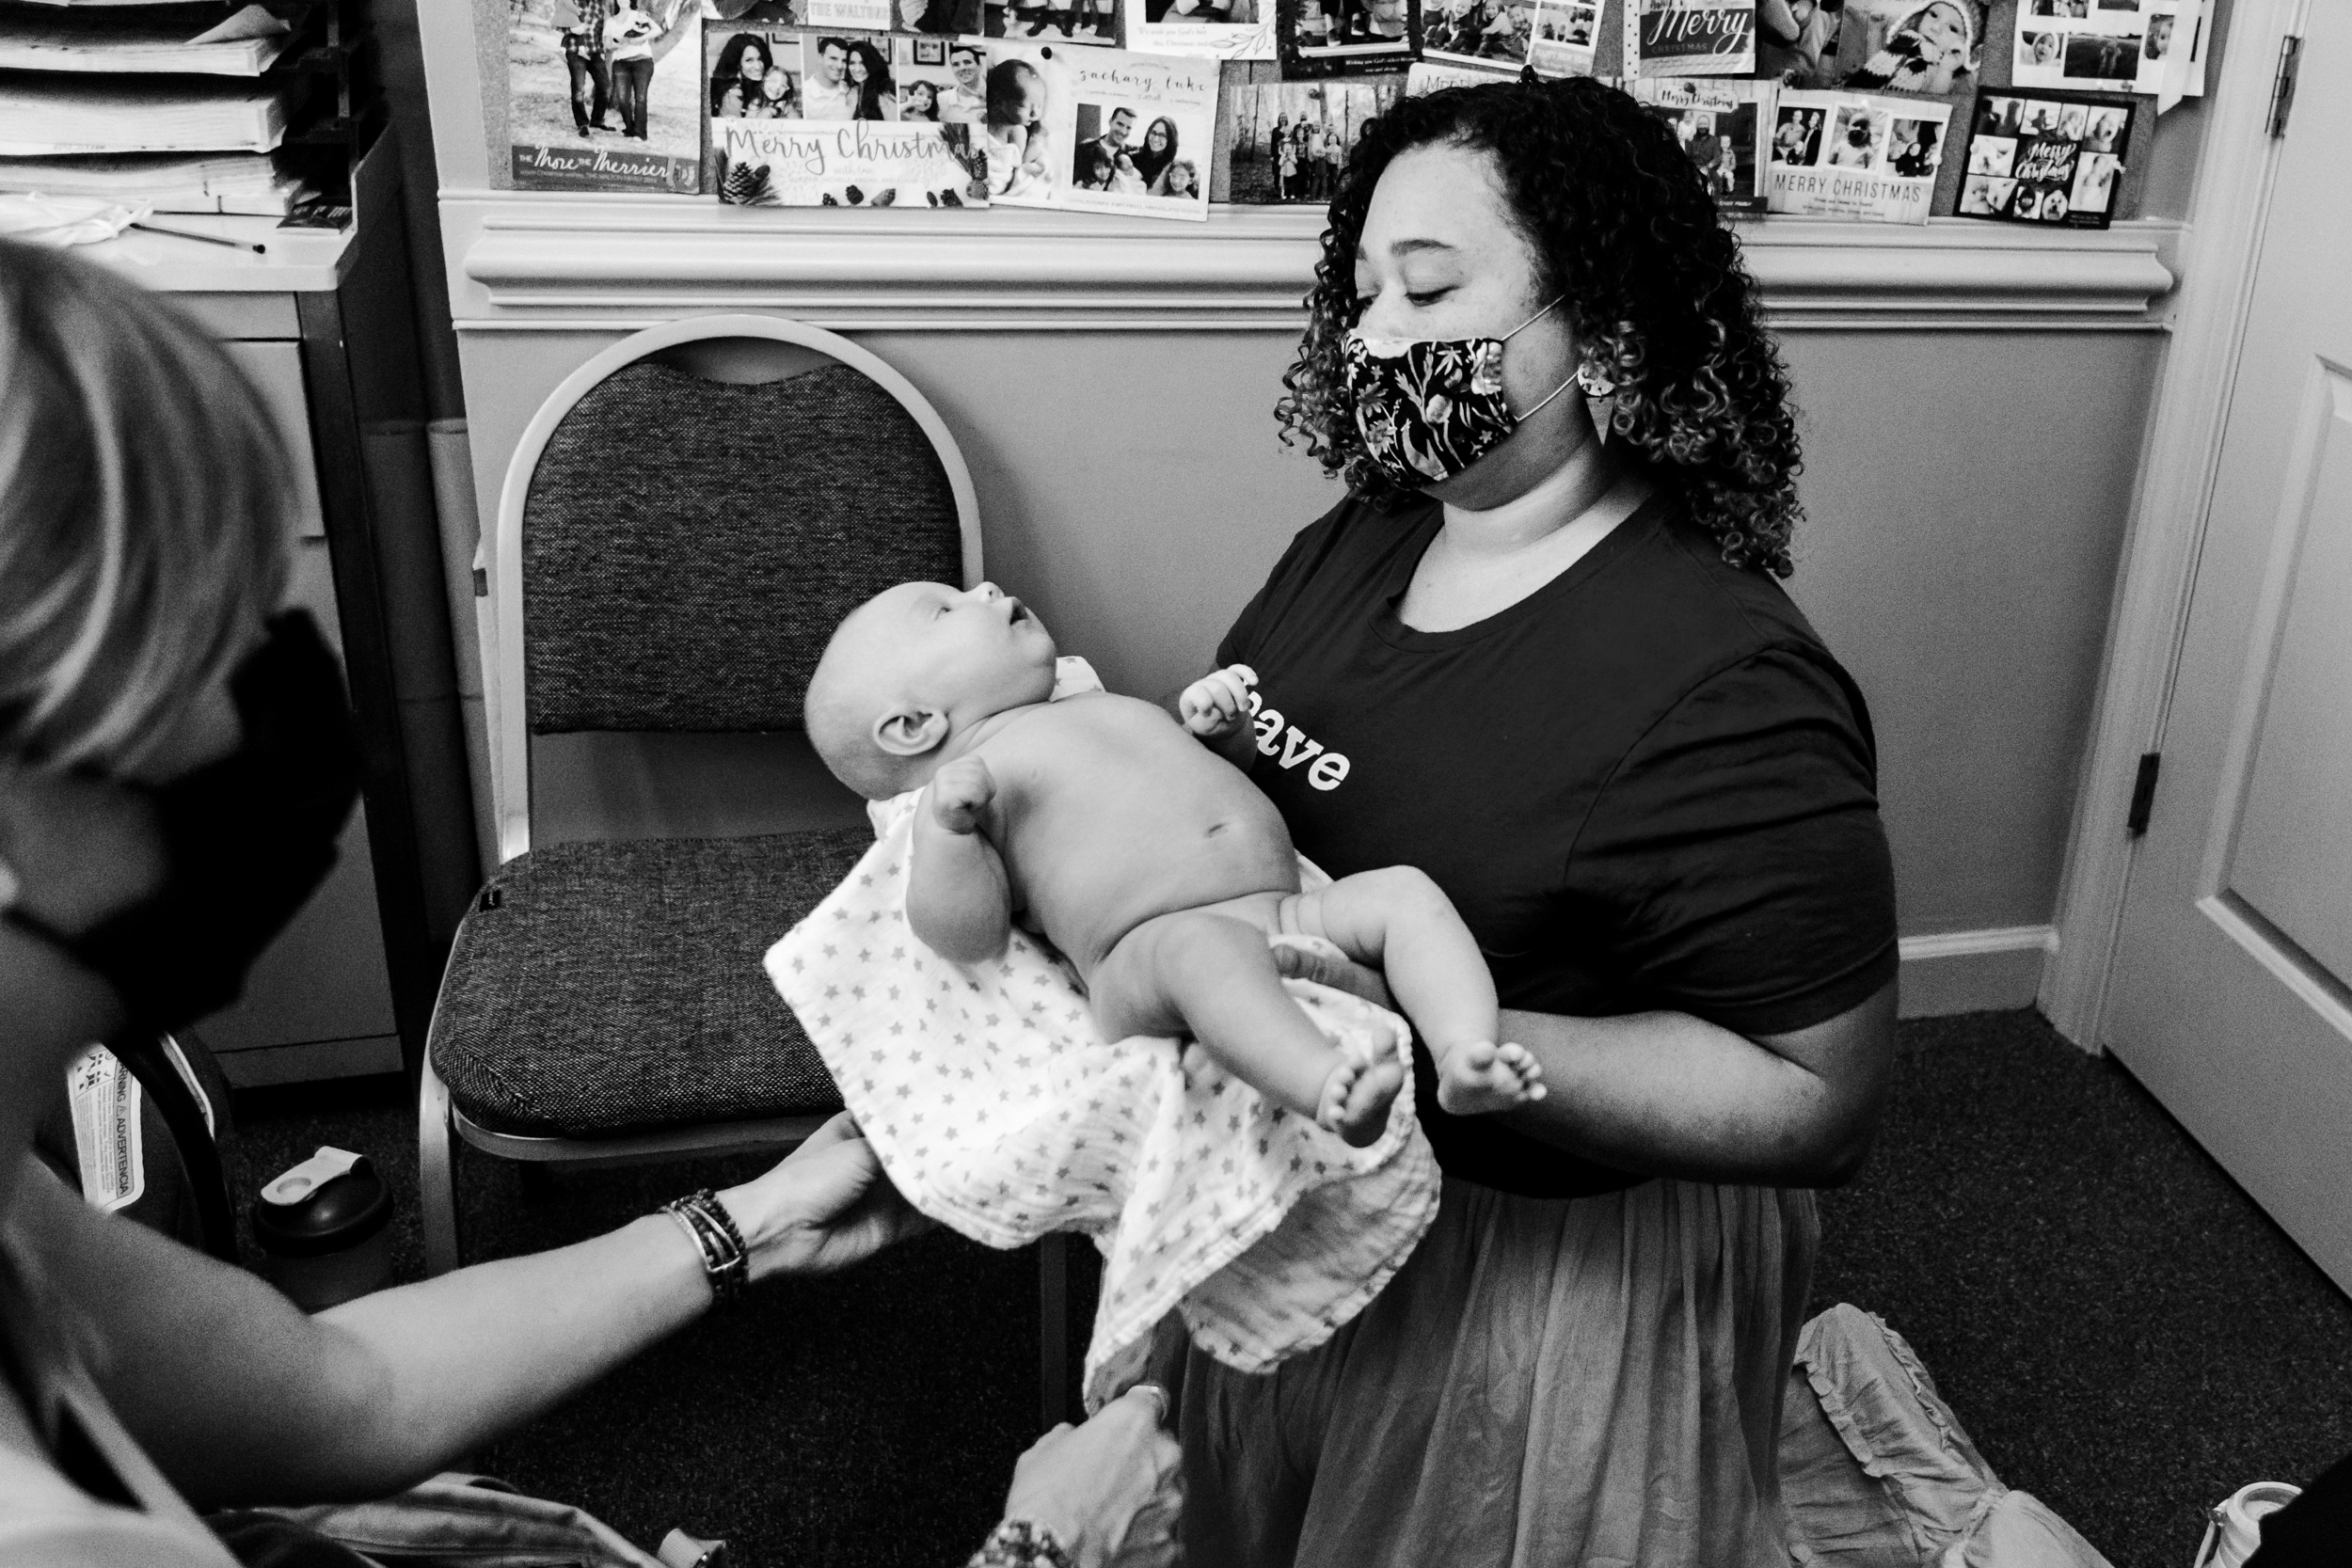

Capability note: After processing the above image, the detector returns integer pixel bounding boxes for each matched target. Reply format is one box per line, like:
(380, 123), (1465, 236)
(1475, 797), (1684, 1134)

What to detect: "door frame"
(2041, 0), (2312, 1049)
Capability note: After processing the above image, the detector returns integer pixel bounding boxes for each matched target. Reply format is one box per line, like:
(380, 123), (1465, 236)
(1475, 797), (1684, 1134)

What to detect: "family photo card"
(1958, 88), (2130, 228)
(1765, 87), (1948, 222)
(1128, 0), (1276, 61)
(1212, 75), (1398, 199)
(982, 40), (1216, 217)
(984, 0), (1121, 45)
(1277, 0), (1418, 75)
(510, 0), (705, 191)
(1630, 76), (1772, 209)
(707, 28), (990, 205)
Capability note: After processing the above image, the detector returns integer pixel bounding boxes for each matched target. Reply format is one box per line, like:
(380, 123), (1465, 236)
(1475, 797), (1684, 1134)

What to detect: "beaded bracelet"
(660, 1189), (750, 1301)
(967, 1518), (1073, 1568)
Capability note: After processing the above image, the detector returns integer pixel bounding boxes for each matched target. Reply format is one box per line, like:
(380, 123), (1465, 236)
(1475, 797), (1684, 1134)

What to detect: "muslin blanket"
(763, 667), (1443, 1409)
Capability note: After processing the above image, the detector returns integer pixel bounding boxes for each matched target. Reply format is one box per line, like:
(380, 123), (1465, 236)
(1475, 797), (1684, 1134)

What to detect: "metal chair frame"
(418, 314), (1077, 1421)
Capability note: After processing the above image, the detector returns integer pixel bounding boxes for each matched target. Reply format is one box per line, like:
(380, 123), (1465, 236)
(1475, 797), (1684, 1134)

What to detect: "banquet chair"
(417, 315), (1077, 1418)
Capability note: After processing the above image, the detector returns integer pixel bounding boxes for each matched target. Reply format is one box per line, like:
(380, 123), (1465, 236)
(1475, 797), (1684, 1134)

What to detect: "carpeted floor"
(221, 1008), (2352, 1568)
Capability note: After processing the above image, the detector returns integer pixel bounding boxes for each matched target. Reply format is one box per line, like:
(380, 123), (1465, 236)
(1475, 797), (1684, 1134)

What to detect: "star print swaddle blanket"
(764, 662), (1442, 1410)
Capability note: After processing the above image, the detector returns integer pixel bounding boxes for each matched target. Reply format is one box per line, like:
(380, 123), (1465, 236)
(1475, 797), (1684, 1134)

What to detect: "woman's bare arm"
(1269, 947), (1898, 1187)
(1494, 979), (1899, 1186)
(13, 1114), (920, 1508)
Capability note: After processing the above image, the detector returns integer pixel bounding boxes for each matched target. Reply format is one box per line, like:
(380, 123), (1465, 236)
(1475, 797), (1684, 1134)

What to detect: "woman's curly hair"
(1279, 75), (1804, 577)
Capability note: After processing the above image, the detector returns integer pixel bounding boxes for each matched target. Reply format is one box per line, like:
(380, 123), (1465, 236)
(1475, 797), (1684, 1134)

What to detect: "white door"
(2106, 5), (2352, 1291)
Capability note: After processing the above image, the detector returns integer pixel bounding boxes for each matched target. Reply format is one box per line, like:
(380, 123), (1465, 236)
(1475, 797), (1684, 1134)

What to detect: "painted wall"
(463, 320), (2159, 959)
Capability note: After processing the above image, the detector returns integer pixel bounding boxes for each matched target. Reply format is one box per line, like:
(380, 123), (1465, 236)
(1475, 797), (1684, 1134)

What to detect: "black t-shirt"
(1218, 488), (1899, 1199)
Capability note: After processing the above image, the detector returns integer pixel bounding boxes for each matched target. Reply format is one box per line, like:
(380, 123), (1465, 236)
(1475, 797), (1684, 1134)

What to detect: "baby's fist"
(1180, 663), (1257, 738)
(930, 757), (995, 833)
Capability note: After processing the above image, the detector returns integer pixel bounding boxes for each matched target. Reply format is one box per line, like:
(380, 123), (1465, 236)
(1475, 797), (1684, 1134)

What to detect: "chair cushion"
(430, 829), (873, 1137)
(524, 358), (966, 734)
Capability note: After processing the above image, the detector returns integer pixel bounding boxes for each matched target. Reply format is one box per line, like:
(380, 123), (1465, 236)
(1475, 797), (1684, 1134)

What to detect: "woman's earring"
(1577, 363), (1616, 444)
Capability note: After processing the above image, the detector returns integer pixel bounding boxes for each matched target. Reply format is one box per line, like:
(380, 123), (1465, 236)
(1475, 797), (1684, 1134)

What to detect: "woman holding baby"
(1157, 76), (1898, 1566)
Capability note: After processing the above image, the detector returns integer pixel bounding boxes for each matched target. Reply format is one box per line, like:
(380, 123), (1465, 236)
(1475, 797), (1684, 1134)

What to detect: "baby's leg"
(1090, 911), (1404, 1147)
(1287, 866), (1545, 1117)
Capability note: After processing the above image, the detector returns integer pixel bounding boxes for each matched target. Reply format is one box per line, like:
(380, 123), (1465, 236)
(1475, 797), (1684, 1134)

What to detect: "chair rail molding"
(440, 193), (2179, 333)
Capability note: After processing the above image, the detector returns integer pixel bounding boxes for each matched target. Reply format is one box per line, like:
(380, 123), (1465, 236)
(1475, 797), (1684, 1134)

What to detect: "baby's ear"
(873, 705), (950, 759)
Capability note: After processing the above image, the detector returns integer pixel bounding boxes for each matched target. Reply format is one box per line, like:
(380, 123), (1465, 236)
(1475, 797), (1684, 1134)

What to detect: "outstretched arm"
(908, 757), (1015, 964)
(13, 1114), (923, 1508)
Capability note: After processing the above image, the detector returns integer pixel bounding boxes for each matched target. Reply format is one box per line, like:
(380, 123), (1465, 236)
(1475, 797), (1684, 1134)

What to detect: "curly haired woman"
(1158, 77), (1898, 1566)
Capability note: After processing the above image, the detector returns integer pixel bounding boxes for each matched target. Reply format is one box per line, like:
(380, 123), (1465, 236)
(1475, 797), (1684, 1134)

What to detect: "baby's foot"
(1435, 1041), (1547, 1117)
(1315, 1053), (1406, 1148)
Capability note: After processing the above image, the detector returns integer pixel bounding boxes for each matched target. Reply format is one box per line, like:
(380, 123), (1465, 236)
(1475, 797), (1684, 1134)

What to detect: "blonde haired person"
(0, 242), (1178, 1568)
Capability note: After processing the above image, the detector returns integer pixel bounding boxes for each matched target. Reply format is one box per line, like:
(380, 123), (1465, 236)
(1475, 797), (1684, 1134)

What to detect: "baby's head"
(806, 580), (1058, 799)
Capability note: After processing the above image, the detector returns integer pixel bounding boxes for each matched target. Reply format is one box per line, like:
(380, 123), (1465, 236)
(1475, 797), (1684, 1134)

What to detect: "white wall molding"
(1900, 926), (2058, 1020)
(440, 192), (2178, 333)
(2041, 0), (2308, 1053)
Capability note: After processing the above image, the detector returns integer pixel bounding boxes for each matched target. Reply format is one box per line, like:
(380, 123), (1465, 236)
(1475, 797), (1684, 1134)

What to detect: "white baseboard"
(1899, 927), (2058, 1020)
(214, 1034), (403, 1088)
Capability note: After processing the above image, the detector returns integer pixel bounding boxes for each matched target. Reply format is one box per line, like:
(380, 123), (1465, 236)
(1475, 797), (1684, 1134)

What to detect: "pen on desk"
(131, 221), (266, 254)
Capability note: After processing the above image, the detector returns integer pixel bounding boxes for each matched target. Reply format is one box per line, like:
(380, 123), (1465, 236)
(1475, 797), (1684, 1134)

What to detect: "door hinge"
(2268, 35), (2301, 137)
(2126, 752), (2162, 837)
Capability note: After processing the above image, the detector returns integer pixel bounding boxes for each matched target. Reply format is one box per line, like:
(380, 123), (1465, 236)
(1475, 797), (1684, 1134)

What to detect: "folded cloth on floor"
(1780, 1303), (2116, 1567)
(765, 662), (1442, 1410)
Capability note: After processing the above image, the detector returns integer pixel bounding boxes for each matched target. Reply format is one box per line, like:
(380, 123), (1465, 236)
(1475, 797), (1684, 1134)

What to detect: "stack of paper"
(0, 4), (295, 74)
(0, 148), (297, 211)
(0, 75), (286, 154)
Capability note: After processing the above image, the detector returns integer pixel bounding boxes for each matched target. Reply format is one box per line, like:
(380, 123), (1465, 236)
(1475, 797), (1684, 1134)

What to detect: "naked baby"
(804, 579), (1544, 1145)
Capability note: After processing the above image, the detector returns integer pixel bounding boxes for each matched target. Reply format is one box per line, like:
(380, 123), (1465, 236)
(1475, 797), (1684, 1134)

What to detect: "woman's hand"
(719, 1113), (931, 1282)
(1178, 663), (1256, 739)
(1003, 1385), (1183, 1568)
(1271, 939), (1394, 1010)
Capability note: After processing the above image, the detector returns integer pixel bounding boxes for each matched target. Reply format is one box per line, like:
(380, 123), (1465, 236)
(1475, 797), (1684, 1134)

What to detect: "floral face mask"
(1341, 296), (1574, 488)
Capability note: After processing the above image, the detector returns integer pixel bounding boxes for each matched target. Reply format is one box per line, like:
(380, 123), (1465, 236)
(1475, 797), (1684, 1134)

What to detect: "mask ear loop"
(1500, 296), (1579, 423)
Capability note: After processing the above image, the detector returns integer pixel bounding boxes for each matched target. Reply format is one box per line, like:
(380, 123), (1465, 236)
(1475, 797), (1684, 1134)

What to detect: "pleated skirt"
(1162, 1174), (1819, 1568)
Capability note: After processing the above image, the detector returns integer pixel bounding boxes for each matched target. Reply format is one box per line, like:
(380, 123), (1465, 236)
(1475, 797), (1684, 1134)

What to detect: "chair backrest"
(491, 315), (982, 862)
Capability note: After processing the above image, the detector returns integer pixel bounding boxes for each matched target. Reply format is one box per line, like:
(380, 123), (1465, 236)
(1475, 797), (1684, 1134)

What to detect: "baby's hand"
(1180, 663), (1256, 738)
(930, 756), (996, 834)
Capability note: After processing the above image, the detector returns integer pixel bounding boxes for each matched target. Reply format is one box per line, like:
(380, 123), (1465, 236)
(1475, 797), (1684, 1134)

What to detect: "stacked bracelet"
(660, 1189), (750, 1301)
(968, 1518), (1073, 1568)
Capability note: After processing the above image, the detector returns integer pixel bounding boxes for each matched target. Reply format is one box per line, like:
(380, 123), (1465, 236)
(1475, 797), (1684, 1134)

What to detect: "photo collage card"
(1630, 77), (1773, 210)
(1958, 90), (2130, 228)
(2013, 0), (2167, 93)
(706, 28), (991, 205)
(983, 40), (1219, 216)
(1622, 0), (1755, 77)
(1526, 0), (1602, 75)
(1765, 87), (1949, 222)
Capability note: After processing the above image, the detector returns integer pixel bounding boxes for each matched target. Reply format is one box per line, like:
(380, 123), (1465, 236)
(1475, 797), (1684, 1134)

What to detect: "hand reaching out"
(718, 1113), (931, 1282)
(1179, 663), (1257, 739)
(1003, 1385), (1183, 1568)
(930, 756), (996, 834)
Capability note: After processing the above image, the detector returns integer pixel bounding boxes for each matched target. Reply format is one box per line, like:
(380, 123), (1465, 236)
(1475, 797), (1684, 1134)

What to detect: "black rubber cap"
(250, 1157), (392, 1259)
